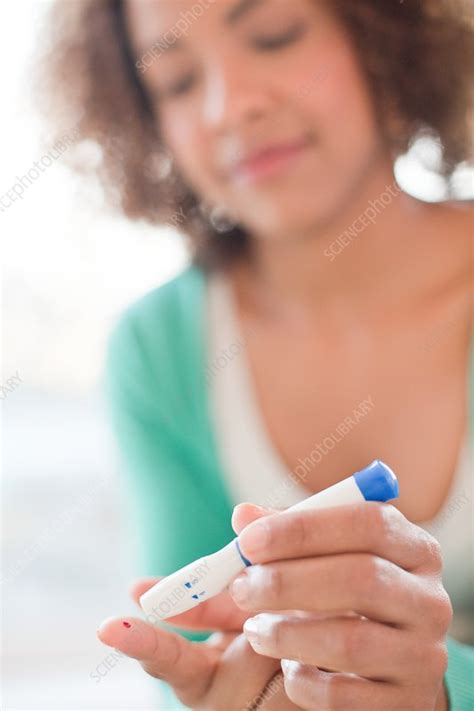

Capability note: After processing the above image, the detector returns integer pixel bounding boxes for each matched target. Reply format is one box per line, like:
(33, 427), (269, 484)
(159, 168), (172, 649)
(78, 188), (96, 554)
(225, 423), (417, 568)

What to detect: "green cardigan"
(103, 265), (474, 710)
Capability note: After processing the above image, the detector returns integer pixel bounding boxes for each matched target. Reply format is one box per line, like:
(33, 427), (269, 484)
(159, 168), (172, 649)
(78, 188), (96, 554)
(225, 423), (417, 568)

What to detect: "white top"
(206, 271), (474, 643)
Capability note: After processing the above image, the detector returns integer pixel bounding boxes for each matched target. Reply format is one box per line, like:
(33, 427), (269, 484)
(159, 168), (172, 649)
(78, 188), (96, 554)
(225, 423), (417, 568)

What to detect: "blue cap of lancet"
(353, 460), (399, 502)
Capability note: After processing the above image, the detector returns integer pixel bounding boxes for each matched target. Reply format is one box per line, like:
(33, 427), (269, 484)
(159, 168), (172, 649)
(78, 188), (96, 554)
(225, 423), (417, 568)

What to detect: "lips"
(231, 137), (311, 183)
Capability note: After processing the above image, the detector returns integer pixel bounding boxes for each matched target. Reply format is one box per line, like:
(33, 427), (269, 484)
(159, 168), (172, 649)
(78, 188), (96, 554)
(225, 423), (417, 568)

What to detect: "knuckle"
(167, 633), (183, 668)
(356, 502), (399, 552)
(405, 639), (442, 682)
(143, 633), (181, 680)
(277, 512), (309, 556)
(432, 643), (449, 678)
(418, 642), (449, 681)
(291, 512), (311, 551)
(364, 502), (389, 540)
(429, 589), (453, 634)
(368, 501), (401, 540)
(422, 533), (443, 570)
(357, 554), (387, 597)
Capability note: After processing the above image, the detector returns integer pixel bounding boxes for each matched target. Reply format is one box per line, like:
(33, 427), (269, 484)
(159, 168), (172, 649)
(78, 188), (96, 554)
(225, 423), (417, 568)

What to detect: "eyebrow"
(137, 0), (264, 57)
(225, 0), (264, 26)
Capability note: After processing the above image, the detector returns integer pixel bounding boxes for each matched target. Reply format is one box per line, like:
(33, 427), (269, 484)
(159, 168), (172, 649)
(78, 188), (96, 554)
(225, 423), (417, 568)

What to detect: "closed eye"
(253, 23), (307, 51)
(155, 22), (308, 100)
(162, 74), (196, 98)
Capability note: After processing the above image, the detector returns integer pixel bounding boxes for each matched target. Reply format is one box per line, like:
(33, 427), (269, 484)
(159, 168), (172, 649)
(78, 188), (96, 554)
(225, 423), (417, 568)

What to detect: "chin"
(242, 190), (337, 242)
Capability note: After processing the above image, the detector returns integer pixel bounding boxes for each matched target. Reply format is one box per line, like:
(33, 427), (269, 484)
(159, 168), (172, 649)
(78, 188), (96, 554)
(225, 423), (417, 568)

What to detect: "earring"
(199, 202), (239, 233)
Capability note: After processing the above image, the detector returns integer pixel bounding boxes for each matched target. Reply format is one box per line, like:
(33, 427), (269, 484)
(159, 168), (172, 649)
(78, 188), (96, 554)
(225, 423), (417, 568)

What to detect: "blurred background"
(1, 1), (473, 710)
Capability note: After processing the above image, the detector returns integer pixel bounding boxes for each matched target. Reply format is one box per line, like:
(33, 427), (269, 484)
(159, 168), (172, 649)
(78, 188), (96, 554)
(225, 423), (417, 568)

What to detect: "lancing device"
(140, 460), (399, 622)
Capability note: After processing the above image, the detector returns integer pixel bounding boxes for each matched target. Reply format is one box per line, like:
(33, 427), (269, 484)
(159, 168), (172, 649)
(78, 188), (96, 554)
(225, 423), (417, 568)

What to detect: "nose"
(201, 54), (272, 133)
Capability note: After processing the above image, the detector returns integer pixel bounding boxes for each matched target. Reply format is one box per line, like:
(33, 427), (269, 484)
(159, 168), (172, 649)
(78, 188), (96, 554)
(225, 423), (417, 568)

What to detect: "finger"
(97, 616), (217, 704)
(204, 633), (282, 710)
(243, 613), (432, 681)
(251, 671), (303, 710)
(205, 630), (240, 653)
(130, 577), (165, 605)
(237, 501), (441, 573)
(232, 503), (279, 534)
(280, 661), (396, 711)
(130, 577), (249, 631)
(229, 553), (435, 628)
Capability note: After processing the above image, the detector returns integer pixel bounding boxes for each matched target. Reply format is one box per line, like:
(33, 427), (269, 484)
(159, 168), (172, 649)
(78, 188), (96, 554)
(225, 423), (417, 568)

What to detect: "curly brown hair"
(40, 0), (474, 272)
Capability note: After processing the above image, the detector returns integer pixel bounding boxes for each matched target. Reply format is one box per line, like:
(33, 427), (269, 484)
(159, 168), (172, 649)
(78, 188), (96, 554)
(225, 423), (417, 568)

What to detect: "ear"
(231, 502), (284, 535)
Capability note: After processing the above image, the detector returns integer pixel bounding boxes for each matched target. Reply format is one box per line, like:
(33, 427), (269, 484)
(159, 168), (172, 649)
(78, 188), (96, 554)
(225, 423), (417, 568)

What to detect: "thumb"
(231, 502), (284, 535)
(96, 616), (218, 707)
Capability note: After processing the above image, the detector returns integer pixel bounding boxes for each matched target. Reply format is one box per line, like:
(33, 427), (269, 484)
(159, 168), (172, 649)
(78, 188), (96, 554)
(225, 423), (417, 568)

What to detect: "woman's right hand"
(97, 576), (301, 710)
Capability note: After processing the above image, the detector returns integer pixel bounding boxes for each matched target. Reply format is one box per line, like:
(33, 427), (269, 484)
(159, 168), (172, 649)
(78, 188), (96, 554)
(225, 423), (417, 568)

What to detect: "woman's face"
(126, 0), (391, 241)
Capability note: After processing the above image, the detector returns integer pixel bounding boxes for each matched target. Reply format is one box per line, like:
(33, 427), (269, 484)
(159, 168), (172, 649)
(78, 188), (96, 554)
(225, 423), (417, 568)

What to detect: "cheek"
(160, 114), (196, 169)
(301, 42), (381, 161)
(160, 112), (218, 199)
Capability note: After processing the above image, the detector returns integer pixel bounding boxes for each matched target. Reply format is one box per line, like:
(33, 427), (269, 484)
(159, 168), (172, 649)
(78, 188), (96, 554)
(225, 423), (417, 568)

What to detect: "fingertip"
(96, 615), (119, 640)
(129, 576), (165, 606)
(232, 502), (278, 518)
(96, 616), (149, 653)
(231, 503), (274, 534)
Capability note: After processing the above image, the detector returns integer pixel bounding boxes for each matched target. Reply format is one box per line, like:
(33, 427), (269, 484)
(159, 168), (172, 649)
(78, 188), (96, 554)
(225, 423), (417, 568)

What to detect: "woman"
(44, 0), (473, 708)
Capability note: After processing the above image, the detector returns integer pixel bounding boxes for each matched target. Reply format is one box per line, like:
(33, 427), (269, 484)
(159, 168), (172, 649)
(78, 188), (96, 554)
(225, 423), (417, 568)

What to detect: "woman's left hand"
(230, 501), (453, 711)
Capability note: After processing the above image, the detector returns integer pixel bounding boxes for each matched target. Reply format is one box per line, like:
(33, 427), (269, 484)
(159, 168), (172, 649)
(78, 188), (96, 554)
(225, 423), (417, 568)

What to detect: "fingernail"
(234, 503), (271, 515)
(281, 658), (296, 673)
(243, 616), (260, 645)
(229, 575), (249, 604)
(96, 616), (115, 636)
(239, 521), (270, 557)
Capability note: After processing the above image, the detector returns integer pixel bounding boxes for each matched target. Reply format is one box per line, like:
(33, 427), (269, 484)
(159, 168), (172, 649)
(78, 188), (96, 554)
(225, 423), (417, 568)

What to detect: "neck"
(238, 159), (433, 323)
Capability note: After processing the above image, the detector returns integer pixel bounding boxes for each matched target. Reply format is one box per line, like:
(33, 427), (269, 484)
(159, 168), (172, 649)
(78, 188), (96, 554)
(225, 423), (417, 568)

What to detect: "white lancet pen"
(139, 460), (399, 622)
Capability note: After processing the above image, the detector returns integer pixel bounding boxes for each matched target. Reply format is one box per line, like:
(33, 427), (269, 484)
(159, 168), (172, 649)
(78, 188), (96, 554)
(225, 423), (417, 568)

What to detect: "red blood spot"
(122, 621), (131, 628)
